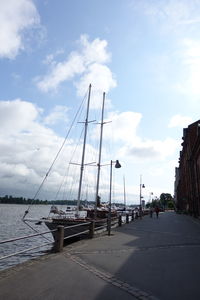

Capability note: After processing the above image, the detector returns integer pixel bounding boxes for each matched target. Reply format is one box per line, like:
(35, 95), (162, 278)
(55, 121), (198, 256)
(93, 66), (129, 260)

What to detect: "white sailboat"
(23, 84), (117, 240)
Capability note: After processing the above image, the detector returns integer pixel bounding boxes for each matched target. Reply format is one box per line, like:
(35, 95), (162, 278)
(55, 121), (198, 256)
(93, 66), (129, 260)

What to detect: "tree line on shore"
(0, 193), (174, 209)
(0, 195), (79, 205)
(0, 195), (125, 207)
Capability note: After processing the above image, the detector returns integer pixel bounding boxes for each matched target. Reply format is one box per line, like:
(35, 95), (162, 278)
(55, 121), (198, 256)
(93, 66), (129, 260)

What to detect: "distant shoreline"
(0, 196), (131, 207)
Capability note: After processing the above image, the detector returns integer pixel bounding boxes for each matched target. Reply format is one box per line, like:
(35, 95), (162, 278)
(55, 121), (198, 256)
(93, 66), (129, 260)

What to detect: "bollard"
(126, 214), (129, 224)
(118, 215), (122, 227)
(89, 220), (95, 238)
(131, 211), (134, 221)
(54, 225), (64, 252)
(107, 217), (111, 236)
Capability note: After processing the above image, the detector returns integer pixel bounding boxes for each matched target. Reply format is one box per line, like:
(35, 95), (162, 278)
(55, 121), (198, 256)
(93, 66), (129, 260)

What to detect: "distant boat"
(23, 84), (117, 240)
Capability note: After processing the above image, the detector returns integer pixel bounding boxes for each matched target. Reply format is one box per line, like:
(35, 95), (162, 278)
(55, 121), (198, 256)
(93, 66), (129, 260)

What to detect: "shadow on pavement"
(86, 212), (200, 300)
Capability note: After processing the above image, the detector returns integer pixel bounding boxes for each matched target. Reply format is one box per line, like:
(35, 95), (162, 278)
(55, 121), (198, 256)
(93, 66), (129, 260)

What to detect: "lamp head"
(115, 160), (121, 168)
(142, 184), (145, 188)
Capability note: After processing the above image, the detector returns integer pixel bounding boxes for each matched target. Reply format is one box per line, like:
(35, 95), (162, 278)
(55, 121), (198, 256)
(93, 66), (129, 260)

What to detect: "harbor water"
(0, 204), (54, 271)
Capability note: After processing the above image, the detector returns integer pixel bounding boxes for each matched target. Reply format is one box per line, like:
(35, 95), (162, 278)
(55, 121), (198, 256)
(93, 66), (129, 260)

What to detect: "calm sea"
(0, 204), (55, 271)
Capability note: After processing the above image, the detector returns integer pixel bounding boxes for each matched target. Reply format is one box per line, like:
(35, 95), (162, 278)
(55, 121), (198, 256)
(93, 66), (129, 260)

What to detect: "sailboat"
(23, 84), (117, 240)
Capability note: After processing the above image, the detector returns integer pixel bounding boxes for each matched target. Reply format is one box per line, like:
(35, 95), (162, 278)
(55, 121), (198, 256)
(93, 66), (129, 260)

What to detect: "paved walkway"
(1, 211), (200, 300)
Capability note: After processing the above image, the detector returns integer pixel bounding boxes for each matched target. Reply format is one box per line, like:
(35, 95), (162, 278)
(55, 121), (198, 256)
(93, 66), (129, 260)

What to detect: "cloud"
(175, 38), (200, 96)
(43, 105), (69, 125)
(119, 137), (178, 161)
(103, 111), (142, 142)
(37, 52), (86, 92)
(130, 1), (200, 99)
(99, 111), (179, 161)
(76, 63), (116, 109)
(36, 35), (116, 109)
(0, 99), (40, 134)
(168, 114), (193, 128)
(80, 35), (110, 65)
(0, 0), (40, 59)
(0, 98), (102, 199)
(0, 99), (64, 196)
(0, 99), (179, 200)
(127, 145), (159, 158)
(132, 0), (200, 32)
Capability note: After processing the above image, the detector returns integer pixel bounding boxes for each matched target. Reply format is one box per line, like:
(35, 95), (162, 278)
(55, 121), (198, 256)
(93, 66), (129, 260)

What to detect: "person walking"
(155, 206), (160, 218)
(150, 207), (154, 218)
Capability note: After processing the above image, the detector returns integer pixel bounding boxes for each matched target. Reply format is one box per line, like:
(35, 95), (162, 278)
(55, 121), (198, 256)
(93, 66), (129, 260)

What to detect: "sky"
(1, 0), (200, 205)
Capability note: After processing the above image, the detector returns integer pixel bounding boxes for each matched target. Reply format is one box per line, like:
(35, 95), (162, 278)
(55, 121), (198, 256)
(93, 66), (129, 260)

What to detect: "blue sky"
(1, 0), (200, 204)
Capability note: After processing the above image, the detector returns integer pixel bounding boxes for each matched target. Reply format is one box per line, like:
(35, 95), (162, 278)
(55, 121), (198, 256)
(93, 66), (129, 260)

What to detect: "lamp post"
(149, 192), (153, 204)
(139, 175), (145, 218)
(108, 160), (121, 235)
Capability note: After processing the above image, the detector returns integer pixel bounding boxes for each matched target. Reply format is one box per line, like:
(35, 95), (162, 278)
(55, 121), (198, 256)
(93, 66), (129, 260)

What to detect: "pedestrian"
(155, 206), (160, 218)
(134, 207), (139, 219)
(150, 207), (154, 218)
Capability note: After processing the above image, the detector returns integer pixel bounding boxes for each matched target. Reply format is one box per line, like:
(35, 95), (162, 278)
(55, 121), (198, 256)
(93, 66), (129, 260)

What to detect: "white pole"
(140, 175), (142, 218)
(94, 92), (105, 218)
(123, 175), (126, 210)
(77, 84), (92, 211)
(108, 160), (113, 236)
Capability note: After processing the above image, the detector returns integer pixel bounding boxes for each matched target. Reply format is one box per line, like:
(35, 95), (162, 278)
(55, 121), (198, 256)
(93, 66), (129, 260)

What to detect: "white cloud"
(103, 111), (142, 142)
(0, 100), (62, 166)
(0, 0), (40, 59)
(133, 0), (200, 32)
(42, 49), (65, 65)
(100, 111), (179, 161)
(175, 38), (200, 96)
(119, 137), (178, 161)
(37, 52), (86, 92)
(76, 63), (116, 109)
(36, 35), (116, 109)
(168, 114), (193, 128)
(80, 35), (110, 65)
(0, 99), (100, 199)
(0, 99), (179, 200)
(0, 99), (40, 134)
(131, 1), (200, 99)
(43, 105), (69, 125)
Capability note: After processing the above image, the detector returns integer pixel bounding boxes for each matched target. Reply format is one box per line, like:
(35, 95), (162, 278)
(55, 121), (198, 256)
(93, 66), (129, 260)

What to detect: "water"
(0, 204), (54, 271)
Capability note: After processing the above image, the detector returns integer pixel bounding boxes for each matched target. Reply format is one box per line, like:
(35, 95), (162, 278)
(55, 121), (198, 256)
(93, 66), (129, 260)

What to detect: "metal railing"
(0, 211), (140, 263)
(0, 228), (55, 261)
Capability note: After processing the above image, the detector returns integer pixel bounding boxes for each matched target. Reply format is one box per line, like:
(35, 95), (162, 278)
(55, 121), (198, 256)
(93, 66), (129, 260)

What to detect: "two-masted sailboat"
(23, 84), (117, 240)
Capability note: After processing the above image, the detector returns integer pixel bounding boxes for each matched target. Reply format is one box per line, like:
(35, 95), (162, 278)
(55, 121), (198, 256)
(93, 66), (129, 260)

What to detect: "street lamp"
(139, 175), (145, 218)
(149, 192), (153, 204)
(108, 160), (121, 235)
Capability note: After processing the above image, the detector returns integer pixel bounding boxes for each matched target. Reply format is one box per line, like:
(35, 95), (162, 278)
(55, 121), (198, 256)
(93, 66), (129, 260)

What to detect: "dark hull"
(44, 217), (107, 241)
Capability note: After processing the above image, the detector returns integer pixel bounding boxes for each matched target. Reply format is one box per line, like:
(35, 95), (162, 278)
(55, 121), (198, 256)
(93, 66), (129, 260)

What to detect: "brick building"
(175, 120), (200, 217)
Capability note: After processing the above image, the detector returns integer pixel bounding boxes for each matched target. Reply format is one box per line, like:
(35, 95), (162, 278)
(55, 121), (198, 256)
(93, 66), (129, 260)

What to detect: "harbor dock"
(1, 211), (200, 300)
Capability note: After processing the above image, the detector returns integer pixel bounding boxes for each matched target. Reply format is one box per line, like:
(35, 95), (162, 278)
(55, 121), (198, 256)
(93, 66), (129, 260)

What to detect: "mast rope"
(22, 88), (89, 220)
(49, 126), (85, 214)
(23, 220), (53, 243)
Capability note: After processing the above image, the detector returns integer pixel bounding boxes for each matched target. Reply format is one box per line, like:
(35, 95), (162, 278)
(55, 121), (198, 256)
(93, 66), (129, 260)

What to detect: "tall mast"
(94, 92), (105, 217)
(77, 84), (92, 210)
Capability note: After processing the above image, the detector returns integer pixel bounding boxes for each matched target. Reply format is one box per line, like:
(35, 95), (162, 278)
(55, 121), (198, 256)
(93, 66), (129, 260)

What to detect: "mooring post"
(118, 215), (122, 227)
(131, 210), (134, 221)
(126, 214), (129, 223)
(107, 217), (112, 235)
(54, 225), (64, 252)
(89, 220), (95, 238)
